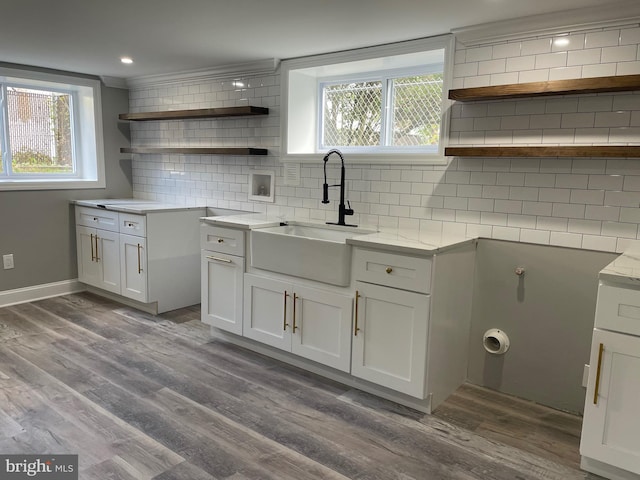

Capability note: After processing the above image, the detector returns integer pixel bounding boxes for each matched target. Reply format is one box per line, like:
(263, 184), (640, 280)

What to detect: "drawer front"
(76, 206), (119, 232)
(200, 224), (245, 256)
(120, 213), (147, 237)
(354, 248), (431, 294)
(595, 283), (640, 336)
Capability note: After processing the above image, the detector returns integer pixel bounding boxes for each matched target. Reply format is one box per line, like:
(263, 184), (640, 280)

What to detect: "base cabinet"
(76, 205), (204, 313)
(120, 234), (148, 303)
(581, 328), (640, 476)
(76, 225), (120, 294)
(243, 273), (353, 372)
(351, 281), (430, 398)
(201, 251), (244, 335)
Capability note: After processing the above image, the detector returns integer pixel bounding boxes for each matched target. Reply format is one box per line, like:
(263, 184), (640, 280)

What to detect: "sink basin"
(251, 222), (374, 286)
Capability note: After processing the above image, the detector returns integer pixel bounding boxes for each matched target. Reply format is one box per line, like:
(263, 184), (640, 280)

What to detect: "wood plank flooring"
(0, 292), (601, 479)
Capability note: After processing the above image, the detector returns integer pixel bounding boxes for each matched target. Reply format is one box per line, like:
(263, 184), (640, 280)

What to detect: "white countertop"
(201, 214), (475, 255)
(73, 199), (206, 214)
(599, 250), (640, 287)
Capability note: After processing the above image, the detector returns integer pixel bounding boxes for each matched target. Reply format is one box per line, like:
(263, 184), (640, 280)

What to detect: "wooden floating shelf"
(119, 106), (269, 121)
(444, 146), (640, 158)
(448, 74), (640, 102)
(121, 147), (268, 156)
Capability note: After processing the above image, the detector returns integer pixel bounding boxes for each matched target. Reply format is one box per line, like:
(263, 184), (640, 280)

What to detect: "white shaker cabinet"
(350, 244), (475, 411)
(243, 273), (353, 372)
(201, 225), (245, 335)
(581, 282), (640, 479)
(352, 281), (430, 398)
(76, 225), (121, 294)
(76, 205), (204, 313)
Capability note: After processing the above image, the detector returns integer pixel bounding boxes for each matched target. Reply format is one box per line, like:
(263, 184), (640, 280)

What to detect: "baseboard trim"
(0, 279), (86, 308)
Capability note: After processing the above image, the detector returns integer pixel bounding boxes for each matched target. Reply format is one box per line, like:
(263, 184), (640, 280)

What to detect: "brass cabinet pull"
(293, 293), (298, 333)
(385, 267), (393, 274)
(137, 244), (142, 274)
(217, 238), (224, 243)
(354, 291), (361, 336)
(283, 291), (290, 330)
(94, 234), (100, 261)
(206, 255), (232, 264)
(90, 233), (95, 261)
(593, 343), (604, 405)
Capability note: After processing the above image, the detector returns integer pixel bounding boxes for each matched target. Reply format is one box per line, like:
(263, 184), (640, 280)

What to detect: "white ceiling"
(1, 0), (639, 83)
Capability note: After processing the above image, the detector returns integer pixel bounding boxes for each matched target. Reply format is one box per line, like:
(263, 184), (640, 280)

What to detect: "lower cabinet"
(201, 251), (244, 335)
(243, 273), (353, 372)
(76, 225), (121, 294)
(351, 281), (430, 398)
(120, 234), (148, 303)
(581, 328), (640, 476)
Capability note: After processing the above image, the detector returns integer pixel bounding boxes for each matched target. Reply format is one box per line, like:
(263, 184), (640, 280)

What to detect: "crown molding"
(100, 75), (128, 89)
(453, 1), (640, 46)
(125, 58), (279, 89)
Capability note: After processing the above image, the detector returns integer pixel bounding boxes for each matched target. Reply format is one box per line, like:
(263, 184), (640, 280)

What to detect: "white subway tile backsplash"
(561, 112), (595, 129)
(616, 61), (640, 75)
(493, 42), (521, 59)
(535, 52), (567, 69)
(493, 226), (521, 241)
(602, 45), (638, 63)
(479, 59), (506, 75)
(521, 38), (552, 55)
(582, 235), (617, 251)
(585, 30), (620, 48)
(582, 63), (618, 77)
(128, 27), (640, 255)
(570, 189), (605, 205)
(550, 231), (583, 248)
(520, 229), (551, 244)
(549, 66), (583, 81)
(567, 48), (602, 66)
(518, 69), (550, 83)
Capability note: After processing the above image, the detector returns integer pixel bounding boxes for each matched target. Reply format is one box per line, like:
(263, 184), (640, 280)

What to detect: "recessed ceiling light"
(121, 57), (133, 64)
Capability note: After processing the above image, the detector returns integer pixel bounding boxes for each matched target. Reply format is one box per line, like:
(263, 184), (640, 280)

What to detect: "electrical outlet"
(3, 254), (14, 270)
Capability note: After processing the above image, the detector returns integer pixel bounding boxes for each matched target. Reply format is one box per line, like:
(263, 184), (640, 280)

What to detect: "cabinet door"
(291, 285), (353, 372)
(119, 234), (147, 302)
(581, 329), (640, 474)
(76, 226), (100, 287)
(201, 251), (244, 335)
(95, 229), (121, 294)
(243, 274), (291, 351)
(351, 281), (430, 398)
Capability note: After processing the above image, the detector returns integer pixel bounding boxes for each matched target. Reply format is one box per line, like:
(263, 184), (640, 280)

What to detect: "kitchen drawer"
(353, 248), (431, 294)
(119, 213), (147, 237)
(76, 206), (119, 232)
(595, 283), (640, 337)
(200, 224), (245, 256)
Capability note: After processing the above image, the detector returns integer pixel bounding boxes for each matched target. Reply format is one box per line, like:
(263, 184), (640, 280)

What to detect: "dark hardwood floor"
(0, 292), (601, 479)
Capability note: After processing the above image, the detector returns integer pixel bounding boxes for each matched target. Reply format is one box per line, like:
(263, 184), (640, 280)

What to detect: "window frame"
(280, 34), (454, 165)
(0, 66), (105, 191)
(317, 64), (444, 154)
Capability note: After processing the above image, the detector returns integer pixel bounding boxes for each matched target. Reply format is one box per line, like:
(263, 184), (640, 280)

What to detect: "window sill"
(280, 152), (448, 165)
(0, 178), (106, 191)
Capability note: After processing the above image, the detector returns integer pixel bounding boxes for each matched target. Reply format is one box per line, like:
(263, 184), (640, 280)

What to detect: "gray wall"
(468, 239), (617, 414)
(0, 66), (132, 292)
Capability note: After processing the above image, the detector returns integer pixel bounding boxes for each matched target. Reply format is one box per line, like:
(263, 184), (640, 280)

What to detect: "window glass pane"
(322, 81), (382, 147)
(390, 73), (443, 147)
(7, 87), (74, 174)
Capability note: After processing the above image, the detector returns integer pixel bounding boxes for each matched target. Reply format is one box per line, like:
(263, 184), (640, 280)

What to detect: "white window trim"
(280, 34), (454, 165)
(0, 67), (105, 191)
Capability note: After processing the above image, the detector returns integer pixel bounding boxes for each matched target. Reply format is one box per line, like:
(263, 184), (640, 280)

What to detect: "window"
(0, 67), (105, 190)
(281, 35), (453, 164)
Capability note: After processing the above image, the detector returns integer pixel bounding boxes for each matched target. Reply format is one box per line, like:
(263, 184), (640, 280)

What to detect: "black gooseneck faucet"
(322, 149), (356, 227)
